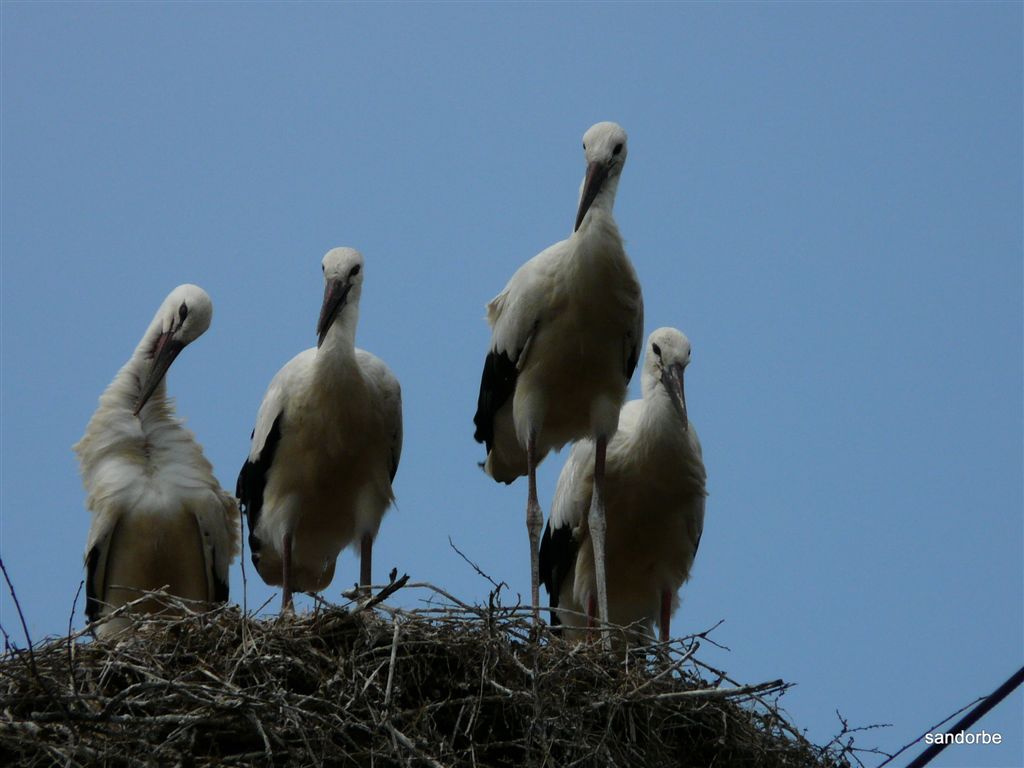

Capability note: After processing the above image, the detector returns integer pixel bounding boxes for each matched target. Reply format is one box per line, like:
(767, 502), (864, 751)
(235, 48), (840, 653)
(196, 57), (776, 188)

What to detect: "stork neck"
(316, 307), (360, 372)
(574, 187), (623, 253)
(594, 174), (621, 213)
(124, 325), (166, 408)
(640, 368), (659, 399)
(100, 351), (170, 422)
(639, 383), (690, 451)
(571, 209), (625, 281)
(577, 172), (621, 224)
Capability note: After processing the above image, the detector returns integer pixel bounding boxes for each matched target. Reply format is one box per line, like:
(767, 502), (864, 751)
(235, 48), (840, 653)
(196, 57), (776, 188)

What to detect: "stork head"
(136, 284), (212, 415)
(317, 247), (364, 348)
(643, 327), (692, 431)
(575, 121), (628, 232)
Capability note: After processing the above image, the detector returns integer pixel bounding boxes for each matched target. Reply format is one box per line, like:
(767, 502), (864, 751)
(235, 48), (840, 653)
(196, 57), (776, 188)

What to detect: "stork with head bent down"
(237, 247), (403, 611)
(473, 122), (644, 635)
(540, 328), (706, 649)
(74, 284), (239, 639)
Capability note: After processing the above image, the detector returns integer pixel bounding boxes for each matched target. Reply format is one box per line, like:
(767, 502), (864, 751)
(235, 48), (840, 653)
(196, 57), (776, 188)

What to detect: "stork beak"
(317, 279), (351, 348)
(662, 362), (688, 432)
(135, 331), (184, 415)
(574, 160), (609, 232)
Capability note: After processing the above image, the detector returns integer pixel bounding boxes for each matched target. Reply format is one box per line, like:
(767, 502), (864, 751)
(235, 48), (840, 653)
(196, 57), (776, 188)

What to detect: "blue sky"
(2, 2), (1021, 765)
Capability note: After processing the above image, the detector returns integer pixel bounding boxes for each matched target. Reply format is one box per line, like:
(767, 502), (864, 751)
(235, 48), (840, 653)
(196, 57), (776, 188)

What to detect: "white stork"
(74, 284), (239, 639)
(473, 121), (644, 629)
(237, 247), (402, 611)
(540, 328), (706, 649)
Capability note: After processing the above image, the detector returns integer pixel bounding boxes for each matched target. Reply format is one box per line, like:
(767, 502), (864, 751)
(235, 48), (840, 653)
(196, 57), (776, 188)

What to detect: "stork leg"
(587, 594), (597, 637)
(281, 531), (294, 613)
(588, 435), (611, 649)
(659, 590), (671, 643)
(526, 430), (543, 627)
(360, 533), (373, 596)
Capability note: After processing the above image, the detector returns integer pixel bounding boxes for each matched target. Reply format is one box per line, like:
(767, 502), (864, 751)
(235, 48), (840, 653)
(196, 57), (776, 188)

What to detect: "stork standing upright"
(74, 284), (239, 639)
(473, 122), (644, 630)
(237, 247), (403, 611)
(540, 328), (706, 648)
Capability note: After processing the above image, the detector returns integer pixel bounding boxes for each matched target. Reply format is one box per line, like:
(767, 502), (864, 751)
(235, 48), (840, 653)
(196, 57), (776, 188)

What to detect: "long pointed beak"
(135, 331), (184, 415)
(317, 279), (351, 348)
(662, 362), (688, 432)
(574, 160), (609, 232)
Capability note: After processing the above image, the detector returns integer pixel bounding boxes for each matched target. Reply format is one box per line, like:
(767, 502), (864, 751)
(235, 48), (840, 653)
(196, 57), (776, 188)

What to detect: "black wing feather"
(84, 545), (102, 625)
(213, 559), (230, 603)
(389, 421), (401, 483)
(236, 412), (284, 563)
(625, 336), (641, 382)
(539, 519), (578, 628)
(472, 350), (518, 452)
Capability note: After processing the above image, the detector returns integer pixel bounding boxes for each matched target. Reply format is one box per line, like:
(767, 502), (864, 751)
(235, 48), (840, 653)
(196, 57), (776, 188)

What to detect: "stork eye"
(350, 264), (361, 277)
(179, 302), (188, 321)
(613, 143), (623, 156)
(652, 343), (662, 357)
(582, 142), (586, 150)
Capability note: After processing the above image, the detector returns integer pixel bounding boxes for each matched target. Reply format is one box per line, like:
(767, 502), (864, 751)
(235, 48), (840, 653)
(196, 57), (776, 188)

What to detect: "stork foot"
(360, 533), (373, 598)
(527, 495), (543, 627)
(281, 531), (294, 616)
(526, 430), (543, 629)
(589, 436), (611, 651)
(659, 590), (671, 644)
(280, 587), (295, 616)
(586, 594), (598, 642)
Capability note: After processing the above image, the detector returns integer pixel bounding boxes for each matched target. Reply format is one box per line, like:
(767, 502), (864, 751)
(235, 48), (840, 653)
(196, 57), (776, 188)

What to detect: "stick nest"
(1, 580), (853, 767)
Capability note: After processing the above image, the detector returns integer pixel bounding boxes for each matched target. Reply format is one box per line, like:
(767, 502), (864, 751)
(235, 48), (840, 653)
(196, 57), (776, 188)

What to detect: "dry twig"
(1, 581), (858, 767)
